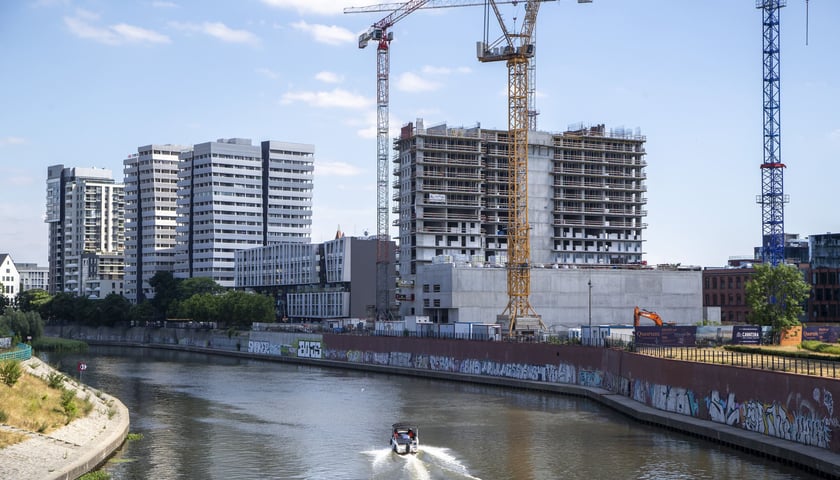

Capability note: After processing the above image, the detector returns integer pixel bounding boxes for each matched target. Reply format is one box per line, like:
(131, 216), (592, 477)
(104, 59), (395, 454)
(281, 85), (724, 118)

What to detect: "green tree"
(745, 263), (810, 341)
(217, 291), (275, 328)
(42, 292), (77, 324)
(128, 301), (158, 325)
(0, 310), (44, 340)
(0, 295), (9, 315)
(18, 289), (51, 314)
(177, 277), (224, 300)
(98, 293), (131, 327)
(177, 293), (220, 323)
(149, 271), (181, 319)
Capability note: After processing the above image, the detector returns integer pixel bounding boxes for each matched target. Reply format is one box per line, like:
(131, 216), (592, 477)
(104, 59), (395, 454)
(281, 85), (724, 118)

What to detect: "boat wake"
(364, 445), (481, 480)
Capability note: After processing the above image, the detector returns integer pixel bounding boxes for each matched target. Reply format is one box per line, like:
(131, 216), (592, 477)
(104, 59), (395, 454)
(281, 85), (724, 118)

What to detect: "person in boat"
(407, 429), (415, 440)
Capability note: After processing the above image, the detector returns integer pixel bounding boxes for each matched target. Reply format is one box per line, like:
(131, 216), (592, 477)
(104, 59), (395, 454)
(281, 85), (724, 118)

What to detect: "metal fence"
(634, 345), (840, 379)
(0, 343), (33, 362)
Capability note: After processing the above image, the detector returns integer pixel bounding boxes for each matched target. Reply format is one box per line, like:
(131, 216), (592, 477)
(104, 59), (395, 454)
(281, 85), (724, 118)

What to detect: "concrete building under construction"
(393, 119), (659, 322)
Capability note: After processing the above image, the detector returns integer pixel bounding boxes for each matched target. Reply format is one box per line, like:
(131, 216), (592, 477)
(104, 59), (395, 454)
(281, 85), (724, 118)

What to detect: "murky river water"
(45, 346), (819, 480)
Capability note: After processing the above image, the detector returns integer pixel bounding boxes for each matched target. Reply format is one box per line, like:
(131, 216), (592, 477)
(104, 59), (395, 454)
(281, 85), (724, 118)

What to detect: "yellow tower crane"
(477, 0), (544, 336)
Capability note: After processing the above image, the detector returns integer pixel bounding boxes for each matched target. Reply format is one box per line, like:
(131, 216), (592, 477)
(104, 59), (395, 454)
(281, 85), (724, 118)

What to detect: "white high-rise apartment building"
(45, 165), (124, 296)
(174, 138), (313, 287)
(123, 144), (189, 303)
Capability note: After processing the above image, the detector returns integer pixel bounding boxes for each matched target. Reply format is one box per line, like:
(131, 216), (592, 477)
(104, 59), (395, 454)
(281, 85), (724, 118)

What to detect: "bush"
(0, 360), (22, 387)
(801, 340), (840, 356)
(60, 389), (78, 420)
(46, 371), (65, 389)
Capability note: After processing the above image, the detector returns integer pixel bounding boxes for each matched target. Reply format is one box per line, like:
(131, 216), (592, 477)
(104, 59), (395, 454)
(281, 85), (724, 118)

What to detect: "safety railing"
(0, 343), (33, 362)
(634, 345), (840, 379)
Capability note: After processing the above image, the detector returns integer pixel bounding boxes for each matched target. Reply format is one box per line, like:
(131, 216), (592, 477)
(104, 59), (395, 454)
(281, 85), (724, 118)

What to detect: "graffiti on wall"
(297, 341), (322, 359)
(706, 390), (740, 426)
(322, 344), (838, 451)
(705, 388), (837, 449)
(631, 380), (698, 417)
(578, 370), (603, 387)
(247, 340), (287, 356)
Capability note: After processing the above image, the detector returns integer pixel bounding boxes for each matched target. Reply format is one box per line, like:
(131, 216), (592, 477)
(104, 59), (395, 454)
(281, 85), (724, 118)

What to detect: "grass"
(31, 337), (89, 353)
(0, 362), (93, 448)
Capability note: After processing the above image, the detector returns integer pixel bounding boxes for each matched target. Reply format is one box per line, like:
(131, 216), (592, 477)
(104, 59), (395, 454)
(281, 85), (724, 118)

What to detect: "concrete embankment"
(0, 356), (130, 480)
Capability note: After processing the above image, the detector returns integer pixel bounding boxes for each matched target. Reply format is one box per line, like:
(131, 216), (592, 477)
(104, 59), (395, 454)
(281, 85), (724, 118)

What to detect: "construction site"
(347, 0), (788, 337)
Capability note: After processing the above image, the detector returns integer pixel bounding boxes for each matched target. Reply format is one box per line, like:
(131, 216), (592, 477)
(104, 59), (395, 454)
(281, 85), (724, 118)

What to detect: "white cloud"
(315, 71), (343, 84)
(315, 161), (362, 176)
(290, 20), (354, 46)
(65, 10), (170, 45)
(151, 1), (178, 7)
(830, 129), (840, 141)
(261, 0), (360, 15)
(281, 88), (370, 109)
(396, 72), (441, 92)
(0, 137), (25, 146)
(170, 21), (259, 46)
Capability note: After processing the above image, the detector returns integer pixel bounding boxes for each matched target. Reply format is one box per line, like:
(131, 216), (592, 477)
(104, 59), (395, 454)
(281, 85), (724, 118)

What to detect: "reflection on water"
(45, 346), (819, 480)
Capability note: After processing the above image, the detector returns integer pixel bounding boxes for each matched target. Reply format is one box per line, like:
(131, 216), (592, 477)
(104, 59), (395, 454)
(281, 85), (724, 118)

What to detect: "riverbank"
(0, 356), (130, 480)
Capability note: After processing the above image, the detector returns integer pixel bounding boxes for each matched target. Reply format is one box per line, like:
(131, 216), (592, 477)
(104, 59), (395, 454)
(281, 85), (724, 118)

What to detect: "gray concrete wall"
(419, 263), (702, 330)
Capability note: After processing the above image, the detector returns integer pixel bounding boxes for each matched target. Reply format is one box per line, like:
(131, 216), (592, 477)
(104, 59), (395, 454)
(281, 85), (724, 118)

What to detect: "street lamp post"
(587, 279), (592, 344)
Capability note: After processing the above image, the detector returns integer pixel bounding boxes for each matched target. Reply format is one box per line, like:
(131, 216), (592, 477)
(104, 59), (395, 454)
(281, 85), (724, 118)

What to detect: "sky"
(1, 0), (838, 269)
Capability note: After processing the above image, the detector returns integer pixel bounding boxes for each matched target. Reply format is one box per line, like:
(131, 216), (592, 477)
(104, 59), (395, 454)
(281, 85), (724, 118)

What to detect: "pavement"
(0, 356), (129, 480)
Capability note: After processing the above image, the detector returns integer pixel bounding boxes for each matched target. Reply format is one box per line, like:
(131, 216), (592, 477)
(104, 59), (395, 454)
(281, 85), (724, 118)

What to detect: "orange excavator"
(633, 306), (675, 327)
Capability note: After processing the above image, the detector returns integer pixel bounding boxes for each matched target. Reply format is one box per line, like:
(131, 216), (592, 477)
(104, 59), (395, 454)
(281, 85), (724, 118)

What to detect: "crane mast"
(356, 1), (430, 321)
(755, 0), (788, 266)
(478, 0), (544, 335)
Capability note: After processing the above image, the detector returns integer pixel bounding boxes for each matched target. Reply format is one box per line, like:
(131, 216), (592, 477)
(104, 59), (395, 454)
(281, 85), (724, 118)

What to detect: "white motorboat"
(390, 422), (419, 454)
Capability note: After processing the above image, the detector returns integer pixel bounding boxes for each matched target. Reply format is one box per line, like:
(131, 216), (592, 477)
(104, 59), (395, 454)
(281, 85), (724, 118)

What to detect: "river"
(45, 346), (819, 480)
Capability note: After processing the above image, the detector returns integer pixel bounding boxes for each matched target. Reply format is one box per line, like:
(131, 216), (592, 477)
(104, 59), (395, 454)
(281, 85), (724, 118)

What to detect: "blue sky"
(1, 0), (838, 269)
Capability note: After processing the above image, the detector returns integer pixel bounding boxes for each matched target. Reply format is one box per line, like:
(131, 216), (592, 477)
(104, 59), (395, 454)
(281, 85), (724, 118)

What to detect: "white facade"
(15, 263), (48, 292)
(123, 144), (189, 303)
(0, 254), (20, 302)
(235, 235), (380, 320)
(45, 165), (124, 296)
(175, 139), (314, 288)
(263, 141), (314, 243)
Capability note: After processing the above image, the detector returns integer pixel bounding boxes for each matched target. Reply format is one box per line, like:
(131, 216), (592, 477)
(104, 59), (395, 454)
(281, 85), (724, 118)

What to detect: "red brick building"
(703, 266), (752, 323)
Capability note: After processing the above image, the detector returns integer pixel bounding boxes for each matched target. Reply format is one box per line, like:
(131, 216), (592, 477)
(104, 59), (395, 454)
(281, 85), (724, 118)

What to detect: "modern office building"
(123, 144), (189, 303)
(16, 262), (49, 292)
(45, 165), (124, 296)
(235, 234), (388, 322)
(175, 138), (314, 288)
(393, 119), (647, 317)
(808, 233), (840, 322)
(0, 254), (20, 303)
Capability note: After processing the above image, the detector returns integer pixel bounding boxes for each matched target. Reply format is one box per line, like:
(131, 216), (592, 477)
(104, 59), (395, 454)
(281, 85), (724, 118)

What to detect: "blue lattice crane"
(756, 0), (789, 266)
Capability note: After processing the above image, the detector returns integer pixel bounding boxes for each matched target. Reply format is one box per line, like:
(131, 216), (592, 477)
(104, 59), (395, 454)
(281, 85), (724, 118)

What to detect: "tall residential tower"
(45, 165), (125, 296)
(123, 144), (189, 303)
(175, 138), (314, 287)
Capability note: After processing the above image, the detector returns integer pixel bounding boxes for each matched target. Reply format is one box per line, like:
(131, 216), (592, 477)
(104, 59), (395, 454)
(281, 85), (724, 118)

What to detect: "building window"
(433, 284), (441, 293)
